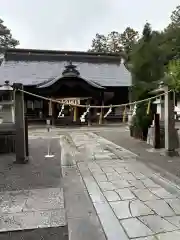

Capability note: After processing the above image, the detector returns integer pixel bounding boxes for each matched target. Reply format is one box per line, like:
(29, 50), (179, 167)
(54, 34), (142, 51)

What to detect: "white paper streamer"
(58, 104), (65, 118)
(104, 106), (112, 118)
(80, 106), (90, 122)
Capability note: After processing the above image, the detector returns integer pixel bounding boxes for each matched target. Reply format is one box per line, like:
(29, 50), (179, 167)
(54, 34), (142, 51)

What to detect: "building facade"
(0, 48), (132, 125)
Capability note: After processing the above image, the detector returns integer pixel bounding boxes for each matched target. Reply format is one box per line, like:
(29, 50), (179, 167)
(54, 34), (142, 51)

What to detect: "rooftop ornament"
(62, 61), (80, 78)
(0, 80), (13, 91)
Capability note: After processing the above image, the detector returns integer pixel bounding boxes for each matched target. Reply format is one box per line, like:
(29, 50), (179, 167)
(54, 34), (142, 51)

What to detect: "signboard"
(56, 98), (80, 105)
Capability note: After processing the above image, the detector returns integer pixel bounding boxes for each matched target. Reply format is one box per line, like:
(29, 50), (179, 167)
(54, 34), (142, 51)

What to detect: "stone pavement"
(98, 129), (180, 184)
(0, 138), (68, 239)
(64, 131), (180, 240)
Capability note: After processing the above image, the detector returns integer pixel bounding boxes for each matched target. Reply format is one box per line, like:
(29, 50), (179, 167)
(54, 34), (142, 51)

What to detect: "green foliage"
(88, 4), (180, 137)
(0, 18), (19, 52)
(171, 5), (180, 25)
(132, 103), (152, 129)
(164, 59), (180, 92)
(130, 23), (165, 100)
(120, 27), (139, 54)
(142, 22), (152, 41)
(88, 4), (180, 101)
(88, 27), (139, 55)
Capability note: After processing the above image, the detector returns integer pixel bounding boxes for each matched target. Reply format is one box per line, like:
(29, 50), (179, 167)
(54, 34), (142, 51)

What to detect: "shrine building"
(0, 48), (132, 125)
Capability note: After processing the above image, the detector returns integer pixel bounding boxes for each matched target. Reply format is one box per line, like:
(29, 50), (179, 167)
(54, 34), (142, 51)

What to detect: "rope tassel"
(58, 104), (65, 118)
(104, 105), (112, 118)
(80, 106), (90, 122)
(123, 105), (127, 123)
(146, 100), (151, 115)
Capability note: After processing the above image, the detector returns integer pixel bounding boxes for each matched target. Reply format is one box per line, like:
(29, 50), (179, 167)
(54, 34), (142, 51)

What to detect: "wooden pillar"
(52, 101), (55, 125)
(128, 87), (133, 125)
(154, 113), (160, 149)
(48, 100), (55, 125)
(48, 100), (52, 116)
(93, 100), (97, 124)
(87, 99), (91, 126)
(25, 117), (29, 157)
(164, 87), (179, 156)
(13, 83), (28, 164)
(73, 106), (77, 122)
(99, 92), (104, 125)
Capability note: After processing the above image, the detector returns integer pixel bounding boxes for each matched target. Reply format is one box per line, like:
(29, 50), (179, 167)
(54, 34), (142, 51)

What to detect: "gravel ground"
(0, 227), (68, 240)
(0, 138), (68, 240)
(0, 138), (61, 192)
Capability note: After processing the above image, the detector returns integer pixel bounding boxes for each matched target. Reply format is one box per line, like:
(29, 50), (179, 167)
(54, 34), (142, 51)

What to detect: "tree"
(120, 27), (139, 54)
(164, 59), (180, 92)
(88, 28), (139, 56)
(142, 22), (152, 41)
(171, 5), (180, 26)
(0, 18), (19, 52)
(130, 23), (164, 98)
(106, 31), (122, 53)
(88, 33), (108, 53)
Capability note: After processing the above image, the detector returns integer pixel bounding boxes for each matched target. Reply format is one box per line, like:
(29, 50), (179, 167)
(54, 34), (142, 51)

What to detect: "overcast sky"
(1, 0), (179, 51)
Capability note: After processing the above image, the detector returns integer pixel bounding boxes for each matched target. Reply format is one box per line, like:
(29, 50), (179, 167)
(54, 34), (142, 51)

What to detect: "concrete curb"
(59, 135), (77, 167)
(60, 136), (107, 240)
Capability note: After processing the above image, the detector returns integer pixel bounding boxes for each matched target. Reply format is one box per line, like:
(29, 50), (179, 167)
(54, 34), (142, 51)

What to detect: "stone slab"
(121, 218), (153, 238)
(111, 180), (130, 189)
(165, 216), (180, 228)
(24, 188), (64, 212)
(116, 188), (136, 200)
(165, 199), (180, 215)
(0, 187), (65, 232)
(139, 215), (177, 234)
(131, 172), (147, 180)
(118, 173), (137, 181)
(114, 167), (129, 174)
(103, 191), (121, 202)
(156, 231), (180, 240)
(132, 189), (159, 201)
(134, 237), (157, 240)
(150, 188), (176, 199)
(145, 199), (175, 217)
(128, 180), (146, 189)
(110, 201), (131, 219)
(141, 179), (160, 188)
(106, 172), (121, 181)
(98, 181), (116, 191)
(130, 200), (154, 217)
(101, 167), (115, 173)
(94, 174), (108, 182)
(93, 202), (129, 240)
(1, 209), (66, 233)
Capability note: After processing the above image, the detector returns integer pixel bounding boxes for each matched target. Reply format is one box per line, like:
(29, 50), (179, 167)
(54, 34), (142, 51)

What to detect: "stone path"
(68, 132), (180, 240)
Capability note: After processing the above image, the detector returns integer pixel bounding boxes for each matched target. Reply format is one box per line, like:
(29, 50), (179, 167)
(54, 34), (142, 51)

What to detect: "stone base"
(147, 148), (179, 157)
(163, 150), (179, 157)
(13, 156), (29, 164)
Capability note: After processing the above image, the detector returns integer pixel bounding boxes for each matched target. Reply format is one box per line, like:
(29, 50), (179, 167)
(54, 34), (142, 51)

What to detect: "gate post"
(13, 83), (28, 164)
(164, 87), (179, 156)
(154, 113), (160, 149)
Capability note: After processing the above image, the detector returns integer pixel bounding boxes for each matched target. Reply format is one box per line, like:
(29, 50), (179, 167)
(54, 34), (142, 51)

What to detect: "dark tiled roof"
(0, 48), (132, 87)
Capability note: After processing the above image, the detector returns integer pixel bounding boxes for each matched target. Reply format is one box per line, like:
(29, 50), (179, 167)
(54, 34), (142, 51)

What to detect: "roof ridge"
(5, 48), (123, 58)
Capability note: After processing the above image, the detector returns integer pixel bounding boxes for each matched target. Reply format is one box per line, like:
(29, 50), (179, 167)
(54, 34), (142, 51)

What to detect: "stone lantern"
(148, 81), (179, 155)
(0, 81), (14, 124)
